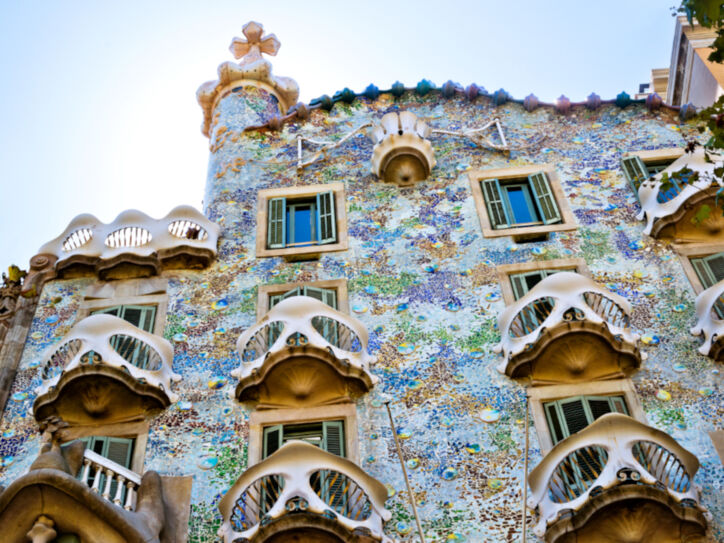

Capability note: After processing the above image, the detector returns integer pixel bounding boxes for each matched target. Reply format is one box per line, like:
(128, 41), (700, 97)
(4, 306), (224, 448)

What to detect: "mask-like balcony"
(494, 272), (641, 384)
(638, 147), (724, 242)
(218, 441), (392, 543)
(527, 414), (708, 543)
(33, 314), (180, 425)
(35, 205), (220, 280)
(691, 278), (724, 361)
(0, 439), (168, 543)
(234, 296), (377, 408)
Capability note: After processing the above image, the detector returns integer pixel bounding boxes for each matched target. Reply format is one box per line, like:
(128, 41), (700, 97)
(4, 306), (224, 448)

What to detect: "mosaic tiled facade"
(1, 22), (723, 543)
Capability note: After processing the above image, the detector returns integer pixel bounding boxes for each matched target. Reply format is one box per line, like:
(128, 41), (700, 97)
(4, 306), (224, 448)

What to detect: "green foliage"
(691, 203), (712, 225)
(678, 1), (724, 62)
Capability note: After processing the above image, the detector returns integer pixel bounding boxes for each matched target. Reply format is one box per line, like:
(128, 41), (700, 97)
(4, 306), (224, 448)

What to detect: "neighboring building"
(644, 15), (724, 108)
(1, 21), (723, 543)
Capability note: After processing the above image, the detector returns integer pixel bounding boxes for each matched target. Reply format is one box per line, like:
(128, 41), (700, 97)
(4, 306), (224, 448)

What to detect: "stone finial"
(197, 22), (300, 137)
(369, 111), (436, 186)
(229, 21), (280, 65)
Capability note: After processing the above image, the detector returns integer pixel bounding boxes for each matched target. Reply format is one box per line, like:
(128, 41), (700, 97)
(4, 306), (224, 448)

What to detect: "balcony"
(34, 205), (220, 280)
(33, 314), (180, 425)
(638, 147), (724, 242)
(234, 296), (377, 408)
(494, 272), (641, 384)
(0, 437), (168, 543)
(218, 441), (392, 543)
(691, 278), (724, 361)
(527, 414), (708, 543)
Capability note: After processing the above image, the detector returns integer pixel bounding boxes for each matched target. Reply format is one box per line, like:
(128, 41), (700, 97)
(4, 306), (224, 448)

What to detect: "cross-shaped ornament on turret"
(229, 21), (281, 66)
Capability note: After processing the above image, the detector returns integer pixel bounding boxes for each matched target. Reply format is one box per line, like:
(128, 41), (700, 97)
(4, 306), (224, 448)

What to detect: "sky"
(0, 1), (679, 270)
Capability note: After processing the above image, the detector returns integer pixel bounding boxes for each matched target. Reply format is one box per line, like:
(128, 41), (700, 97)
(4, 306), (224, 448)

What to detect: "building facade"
(0, 21), (723, 543)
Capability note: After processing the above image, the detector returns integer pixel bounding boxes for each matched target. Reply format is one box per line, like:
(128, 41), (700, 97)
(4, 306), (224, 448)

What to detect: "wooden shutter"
(609, 395), (629, 415)
(263, 425), (283, 458)
(510, 273), (529, 301)
(323, 420), (345, 457)
(119, 305), (156, 333)
(692, 257), (718, 289)
(481, 178), (510, 229)
(558, 397), (590, 438)
(267, 197), (286, 249)
(104, 437), (134, 469)
(92, 306), (121, 317)
(586, 397), (616, 421)
(528, 172), (561, 225)
(545, 402), (566, 444)
(704, 253), (724, 283)
(316, 191), (337, 244)
(268, 293), (284, 308)
(621, 156), (649, 193)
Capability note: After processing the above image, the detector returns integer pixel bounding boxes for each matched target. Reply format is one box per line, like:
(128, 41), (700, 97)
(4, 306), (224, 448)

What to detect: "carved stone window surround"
(247, 403), (359, 467)
(256, 183), (348, 259)
(468, 164), (577, 241)
(528, 379), (645, 454)
(674, 242), (724, 294)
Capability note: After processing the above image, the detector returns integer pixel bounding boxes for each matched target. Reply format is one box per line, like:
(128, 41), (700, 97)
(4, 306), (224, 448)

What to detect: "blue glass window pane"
(287, 205), (315, 245)
(505, 186), (539, 224)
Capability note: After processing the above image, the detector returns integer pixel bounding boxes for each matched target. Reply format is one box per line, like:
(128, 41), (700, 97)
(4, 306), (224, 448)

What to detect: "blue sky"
(0, 1), (677, 269)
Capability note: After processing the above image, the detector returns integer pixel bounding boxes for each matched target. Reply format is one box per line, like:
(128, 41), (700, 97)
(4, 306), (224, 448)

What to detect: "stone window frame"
(621, 147), (686, 199)
(528, 379), (645, 454)
(495, 258), (590, 306)
(256, 278), (349, 320)
(247, 404), (359, 467)
(76, 277), (169, 334)
(674, 242), (724, 294)
(256, 182), (348, 259)
(61, 420), (149, 475)
(468, 164), (577, 241)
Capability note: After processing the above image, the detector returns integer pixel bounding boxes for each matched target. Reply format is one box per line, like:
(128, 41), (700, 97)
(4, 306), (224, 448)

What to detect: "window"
(528, 379), (644, 453)
(483, 172), (561, 229)
(269, 285), (338, 310)
(469, 165), (576, 240)
(257, 183), (348, 259)
(544, 395), (629, 444)
(263, 420), (345, 458)
(91, 304), (157, 369)
(621, 148), (685, 202)
(509, 268), (575, 301)
(691, 251), (724, 317)
(496, 258), (588, 306)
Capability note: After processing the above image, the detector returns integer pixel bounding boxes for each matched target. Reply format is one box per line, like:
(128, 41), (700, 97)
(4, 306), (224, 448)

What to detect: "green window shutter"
(267, 197), (287, 249)
(510, 273), (529, 301)
(545, 402), (566, 444)
(104, 437), (134, 469)
(316, 191), (337, 244)
(119, 305), (156, 333)
(481, 178), (510, 229)
(263, 425), (283, 458)
(528, 172), (561, 225)
(692, 257), (718, 289)
(621, 156), (649, 193)
(322, 421), (345, 457)
(269, 294), (284, 308)
(281, 287), (302, 301)
(321, 288), (338, 310)
(704, 252), (724, 283)
(609, 395), (629, 415)
(303, 286), (326, 303)
(557, 397), (590, 439)
(586, 396), (618, 421)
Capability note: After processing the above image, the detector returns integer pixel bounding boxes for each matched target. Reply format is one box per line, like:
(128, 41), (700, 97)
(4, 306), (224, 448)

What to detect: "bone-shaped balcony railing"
(637, 147), (724, 236)
(527, 414), (703, 539)
(233, 296), (377, 385)
(494, 272), (638, 369)
(218, 441), (392, 543)
(36, 205), (219, 271)
(79, 449), (142, 511)
(690, 278), (724, 358)
(35, 314), (180, 402)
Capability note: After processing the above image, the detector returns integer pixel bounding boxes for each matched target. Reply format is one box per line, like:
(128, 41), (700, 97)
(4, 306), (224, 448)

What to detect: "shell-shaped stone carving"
(369, 111), (436, 186)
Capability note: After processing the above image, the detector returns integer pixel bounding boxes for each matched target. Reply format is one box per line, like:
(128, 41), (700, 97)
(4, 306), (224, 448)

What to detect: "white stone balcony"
(527, 414), (707, 542)
(34, 314), (180, 424)
(637, 147), (724, 241)
(35, 205), (220, 280)
(218, 441), (392, 543)
(79, 449), (142, 511)
(494, 272), (641, 383)
(369, 111), (435, 186)
(691, 278), (724, 361)
(234, 296), (377, 407)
